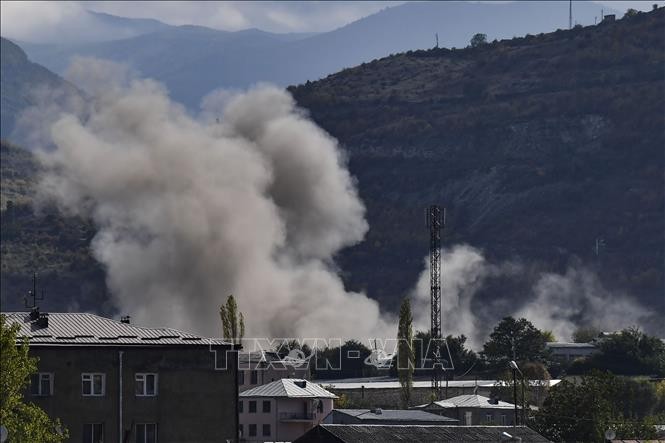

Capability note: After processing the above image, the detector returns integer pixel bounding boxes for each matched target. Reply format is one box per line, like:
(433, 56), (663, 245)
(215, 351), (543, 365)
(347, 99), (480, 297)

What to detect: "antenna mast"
(569, 0), (573, 29)
(427, 205), (444, 397)
(24, 272), (45, 309)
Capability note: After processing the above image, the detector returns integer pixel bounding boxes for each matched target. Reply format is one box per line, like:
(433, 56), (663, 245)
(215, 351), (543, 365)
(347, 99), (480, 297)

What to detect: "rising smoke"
(35, 58), (393, 339)
(410, 245), (658, 349)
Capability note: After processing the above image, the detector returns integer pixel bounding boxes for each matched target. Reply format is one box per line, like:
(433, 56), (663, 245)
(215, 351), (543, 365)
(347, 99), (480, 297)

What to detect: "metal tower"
(427, 205), (444, 396)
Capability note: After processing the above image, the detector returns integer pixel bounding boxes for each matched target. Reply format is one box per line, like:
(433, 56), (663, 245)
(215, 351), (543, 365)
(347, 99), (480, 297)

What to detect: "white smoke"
(35, 58), (394, 339)
(411, 245), (657, 349)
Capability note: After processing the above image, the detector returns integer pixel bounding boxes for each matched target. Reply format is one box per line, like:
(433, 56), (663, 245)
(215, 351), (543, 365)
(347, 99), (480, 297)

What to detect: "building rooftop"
(1, 311), (230, 346)
(294, 424), (551, 443)
(546, 342), (597, 348)
(319, 378), (560, 389)
(240, 379), (337, 399)
(331, 409), (458, 423)
(415, 394), (516, 410)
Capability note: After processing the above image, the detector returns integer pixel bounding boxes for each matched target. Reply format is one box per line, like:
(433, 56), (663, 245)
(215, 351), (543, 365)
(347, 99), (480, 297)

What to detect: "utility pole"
(427, 205), (444, 398)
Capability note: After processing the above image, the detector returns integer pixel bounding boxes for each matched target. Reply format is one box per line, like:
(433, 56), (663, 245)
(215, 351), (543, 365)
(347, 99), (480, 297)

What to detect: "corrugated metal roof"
(2, 312), (230, 347)
(296, 424), (551, 442)
(240, 379), (337, 399)
(333, 409), (458, 423)
(415, 394), (516, 410)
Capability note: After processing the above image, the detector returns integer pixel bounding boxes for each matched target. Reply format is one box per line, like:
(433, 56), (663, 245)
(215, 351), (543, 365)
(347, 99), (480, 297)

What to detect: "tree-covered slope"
(290, 10), (665, 313)
(0, 38), (80, 140)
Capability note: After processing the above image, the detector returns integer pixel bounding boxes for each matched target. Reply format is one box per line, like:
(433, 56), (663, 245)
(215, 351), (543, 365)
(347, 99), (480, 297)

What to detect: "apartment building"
(4, 309), (239, 443)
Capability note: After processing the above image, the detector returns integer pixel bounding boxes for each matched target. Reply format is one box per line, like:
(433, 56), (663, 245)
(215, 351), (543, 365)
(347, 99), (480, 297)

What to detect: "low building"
(3, 309), (239, 443)
(239, 350), (310, 393)
(546, 342), (598, 362)
(294, 424), (551, 443)
(323, 408), (459, 425)
(239, 378), (336, 442)
(413, 394), (518, 426)
(319, 377), (559, 408)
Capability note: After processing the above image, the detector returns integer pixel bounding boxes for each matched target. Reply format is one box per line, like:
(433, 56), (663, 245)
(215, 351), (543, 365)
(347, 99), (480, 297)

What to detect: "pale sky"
(1, 1), (663, 42)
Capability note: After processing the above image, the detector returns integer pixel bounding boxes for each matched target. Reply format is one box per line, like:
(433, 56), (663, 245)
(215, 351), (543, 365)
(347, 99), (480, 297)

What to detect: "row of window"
(238, 399), (271, 413)
(83, 423), (156, 443)
(31, 372), (158, 397)
(238, 370), (259, 386)
(239, 423), (270, 438)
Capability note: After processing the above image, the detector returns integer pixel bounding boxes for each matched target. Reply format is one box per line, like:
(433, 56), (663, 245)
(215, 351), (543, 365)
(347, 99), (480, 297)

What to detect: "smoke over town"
(34, 58), (394, 339)
(411, 245), (658, 349)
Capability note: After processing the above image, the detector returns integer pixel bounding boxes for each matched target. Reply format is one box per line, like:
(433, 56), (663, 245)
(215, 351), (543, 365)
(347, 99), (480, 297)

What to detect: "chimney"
(36, 312), (49, 328)
(120, 315), (131, 324)
(29, 307), (40, 321)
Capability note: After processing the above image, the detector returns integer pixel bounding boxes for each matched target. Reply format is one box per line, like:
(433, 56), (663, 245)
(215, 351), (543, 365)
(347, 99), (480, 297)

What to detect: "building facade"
(238, 350), (310, 393)
(239, 379), (336, 442)
(413, 394), (518, 426)
(5, 310), (239, 443)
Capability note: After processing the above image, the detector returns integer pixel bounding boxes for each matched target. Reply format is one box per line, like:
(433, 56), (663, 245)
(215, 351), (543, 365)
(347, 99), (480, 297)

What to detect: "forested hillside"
(291, 9), (664, 313)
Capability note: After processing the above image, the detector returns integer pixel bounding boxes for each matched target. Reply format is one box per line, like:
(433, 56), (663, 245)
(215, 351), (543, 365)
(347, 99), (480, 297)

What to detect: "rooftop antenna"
(435, 33), (439, 48)
(426, 205), (444, 398)
(24, 272), (45, 309)
(569, 0), (573, 29)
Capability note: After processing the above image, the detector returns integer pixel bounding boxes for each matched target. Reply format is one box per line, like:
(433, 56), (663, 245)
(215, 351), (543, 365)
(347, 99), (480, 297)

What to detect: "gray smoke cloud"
(35, 58), (394, 339)
(411, 244), (657, 349)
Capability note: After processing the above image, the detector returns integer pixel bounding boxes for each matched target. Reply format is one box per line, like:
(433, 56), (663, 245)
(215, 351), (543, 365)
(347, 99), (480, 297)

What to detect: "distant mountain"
(0, 38), (80, 140)
(18, 1), (618, 110)
(290, 10), (665, 316)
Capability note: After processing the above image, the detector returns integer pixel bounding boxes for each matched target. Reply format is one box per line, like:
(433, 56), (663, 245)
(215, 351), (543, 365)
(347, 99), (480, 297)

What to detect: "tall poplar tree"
(219, 294), (245, 346)
(397, 297), (415, 408)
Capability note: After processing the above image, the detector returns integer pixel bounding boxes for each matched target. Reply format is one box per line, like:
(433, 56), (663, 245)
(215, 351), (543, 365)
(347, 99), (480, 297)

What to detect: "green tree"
(532, 371), (658, 442)
(572, 328), (665, 376)
(470, 33), (488, 48)
(624, 8), (639, 17)
(397, 298), (414, 408)
(219, 294), (245, 346)
(0, 315), (68, 442)
(542, 330), (556, 342)
(482, 317), (548, 370)
(572, 325), (601, 343)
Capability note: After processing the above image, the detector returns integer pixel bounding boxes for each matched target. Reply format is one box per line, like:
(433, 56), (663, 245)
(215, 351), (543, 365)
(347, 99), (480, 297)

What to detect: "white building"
(239, 378), (336, 442)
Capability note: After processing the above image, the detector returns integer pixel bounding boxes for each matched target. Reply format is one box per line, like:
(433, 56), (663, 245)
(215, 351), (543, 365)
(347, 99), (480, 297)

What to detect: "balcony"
(279, 412), (314, 422)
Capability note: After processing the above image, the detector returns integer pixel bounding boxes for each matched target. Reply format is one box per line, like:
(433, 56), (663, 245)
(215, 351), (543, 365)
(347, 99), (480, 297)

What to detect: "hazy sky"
(1, 1), (663, 42)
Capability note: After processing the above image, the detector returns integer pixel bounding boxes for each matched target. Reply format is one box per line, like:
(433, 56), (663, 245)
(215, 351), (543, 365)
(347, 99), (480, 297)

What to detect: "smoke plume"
(35, 58), (393, 339)
(411, 245), (658, 349)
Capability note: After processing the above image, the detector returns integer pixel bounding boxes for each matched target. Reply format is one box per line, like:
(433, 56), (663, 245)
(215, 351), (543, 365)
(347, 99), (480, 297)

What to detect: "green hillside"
(290, 10), (664, 313)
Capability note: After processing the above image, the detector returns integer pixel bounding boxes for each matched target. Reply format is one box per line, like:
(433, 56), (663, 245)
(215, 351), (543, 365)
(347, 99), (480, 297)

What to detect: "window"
(249, 400), (257, 413)
(238, 371), (245, 385)
(485, 413), (494, 424)
(464, 411), (473, 425)
(135, 373), (158, 396)
(30, 372), (53, 396)
(239, 424), (243, 438)
(250, 370), (258, 385)
(249, 424), (257, 437)
(500, 414), (507, 425)
(83, 423), (104, 443)
(82, 373), (105, 396)
(262, 400), (271, 413)
(262, 424), (271, 437)
(136, 423), (157, 443)
(239, 400), (243, 413)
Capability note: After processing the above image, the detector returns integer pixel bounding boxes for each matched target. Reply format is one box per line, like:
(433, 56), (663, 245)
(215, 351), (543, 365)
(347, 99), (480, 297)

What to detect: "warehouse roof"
(240, 379), (337, 399)
(415, 394), (516, 410)
(329, 409), (458, 423)
(294, 424), (551, 442)
(2, 311), (230, 346)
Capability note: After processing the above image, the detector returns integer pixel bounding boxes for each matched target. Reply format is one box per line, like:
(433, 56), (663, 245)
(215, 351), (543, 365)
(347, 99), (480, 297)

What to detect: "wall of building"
(239, 397), (333, 443)
(28, 345), (237, 443)
(238, 365), (309, 393)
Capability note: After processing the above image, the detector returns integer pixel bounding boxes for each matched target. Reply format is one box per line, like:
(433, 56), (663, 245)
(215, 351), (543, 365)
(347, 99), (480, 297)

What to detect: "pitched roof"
(1, 311), (230, 347)
(240, 379), (337, 399)
(332, 409), (458, 423)
(294, 425), (551, 443)
(415, 394), (516, 410)
(319, 378), (561, 389)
